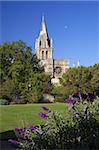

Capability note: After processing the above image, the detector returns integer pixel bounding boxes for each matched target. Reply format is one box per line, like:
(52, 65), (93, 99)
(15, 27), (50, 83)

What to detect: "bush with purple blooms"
(9, 101), (99, 150)
(72, 91), (97, 102)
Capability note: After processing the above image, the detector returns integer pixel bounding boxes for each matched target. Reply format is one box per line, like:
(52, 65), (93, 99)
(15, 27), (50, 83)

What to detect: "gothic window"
(42, 51), (44, 60)
(39, 41), (41, 46)
(48, 39), (50, 47)
(46, 51), (48, 59)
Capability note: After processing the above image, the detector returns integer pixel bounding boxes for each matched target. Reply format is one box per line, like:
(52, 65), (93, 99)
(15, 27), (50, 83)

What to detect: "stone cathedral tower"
(35, 16), (69, 84)
(35, 16), (53, 60)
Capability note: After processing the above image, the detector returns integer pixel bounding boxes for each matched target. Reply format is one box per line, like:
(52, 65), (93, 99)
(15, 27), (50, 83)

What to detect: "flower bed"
(9, 96), (99, 150)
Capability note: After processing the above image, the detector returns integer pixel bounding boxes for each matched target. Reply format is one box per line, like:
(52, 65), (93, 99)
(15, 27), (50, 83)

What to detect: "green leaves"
(59, 65), (99, 98)
(12, 100), (99, 149)
(0, 41), (52, 104)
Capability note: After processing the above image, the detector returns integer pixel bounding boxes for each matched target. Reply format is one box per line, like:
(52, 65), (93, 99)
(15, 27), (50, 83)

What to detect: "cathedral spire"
(35, 15), (53, 60)
(40, 15), (48, 37)
(42, 15), (44, 22)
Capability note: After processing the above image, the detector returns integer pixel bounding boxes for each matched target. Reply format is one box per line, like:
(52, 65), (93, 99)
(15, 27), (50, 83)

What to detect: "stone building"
(35, 16), (69, 84)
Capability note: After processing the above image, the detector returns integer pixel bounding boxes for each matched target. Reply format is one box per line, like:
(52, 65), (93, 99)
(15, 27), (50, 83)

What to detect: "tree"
(0, 41), (52, 104)
(54, 65), (99, 99)
(31, 54), (44, 73)
(90, 64), (99, 95)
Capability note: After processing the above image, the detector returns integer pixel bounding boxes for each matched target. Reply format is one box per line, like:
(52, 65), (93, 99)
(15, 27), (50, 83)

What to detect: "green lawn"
(0, 103), (68, 133)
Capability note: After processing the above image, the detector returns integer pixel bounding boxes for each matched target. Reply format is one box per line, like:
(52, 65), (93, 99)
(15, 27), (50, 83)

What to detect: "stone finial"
(77, 60), (80, 67)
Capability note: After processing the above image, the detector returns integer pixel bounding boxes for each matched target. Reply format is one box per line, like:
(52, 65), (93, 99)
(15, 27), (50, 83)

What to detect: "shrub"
(0, 99), (9, 105)
(9, 100), (99, 150)
(54, 97), (63, 103)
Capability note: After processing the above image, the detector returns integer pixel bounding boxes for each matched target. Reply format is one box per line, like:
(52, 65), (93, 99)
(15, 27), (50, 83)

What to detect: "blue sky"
(0, 1), (99, 66)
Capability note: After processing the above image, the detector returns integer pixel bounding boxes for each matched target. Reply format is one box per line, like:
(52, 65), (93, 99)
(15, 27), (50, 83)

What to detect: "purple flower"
(73, 92), (82, 100)
(73, 98), (76, 105)
(9, 139), (21, 145)
(44, 125), (48, 128)
(87, 92), (96, 102)
(77, 92), (82, 100)
(93, 91), (96, 97)
(29, 125), (38, 131)
(15, 128), (25, 134)
(41, 106), (51, 113)
(66, 97), (76, 106)
(38, 112), (49, 119)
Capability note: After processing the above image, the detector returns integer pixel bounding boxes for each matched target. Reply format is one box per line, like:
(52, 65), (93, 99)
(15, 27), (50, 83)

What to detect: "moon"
(64, 25), (68, 29)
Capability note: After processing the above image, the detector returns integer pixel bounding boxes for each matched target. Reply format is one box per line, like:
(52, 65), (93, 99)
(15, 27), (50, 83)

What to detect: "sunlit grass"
(0, 103), (68, 132)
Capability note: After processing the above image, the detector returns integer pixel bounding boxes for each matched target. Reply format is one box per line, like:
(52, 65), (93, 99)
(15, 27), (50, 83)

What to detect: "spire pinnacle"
(40, 15), (48, 38)
(42, 15), (44, 22)
(77, 60), (80, 67)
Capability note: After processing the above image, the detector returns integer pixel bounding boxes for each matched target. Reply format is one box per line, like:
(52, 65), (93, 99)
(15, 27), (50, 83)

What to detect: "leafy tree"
(90, 64), (99, 95)
(53, 65), (99, 99)
(31, 54), (44, 73)
(0, 41), (52, 104)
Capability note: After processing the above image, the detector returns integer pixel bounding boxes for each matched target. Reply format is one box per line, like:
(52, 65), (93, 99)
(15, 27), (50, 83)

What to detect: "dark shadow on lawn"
(0, 130), (17, 150)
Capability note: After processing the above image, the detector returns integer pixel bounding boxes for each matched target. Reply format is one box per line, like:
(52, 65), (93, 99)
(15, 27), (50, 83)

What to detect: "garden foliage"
(9, 98), (99, 150)
(52, 64), (99, 100)
(0, 41), (52, 104)
(0, 41), (99, 104)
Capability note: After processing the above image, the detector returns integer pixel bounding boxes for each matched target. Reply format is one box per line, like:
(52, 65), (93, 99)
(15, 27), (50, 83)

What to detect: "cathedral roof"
(39, 15), (49, 39)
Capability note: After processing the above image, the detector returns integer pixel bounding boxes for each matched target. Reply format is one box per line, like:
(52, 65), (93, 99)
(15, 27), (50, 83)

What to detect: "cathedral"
(35, 16), (69, 84)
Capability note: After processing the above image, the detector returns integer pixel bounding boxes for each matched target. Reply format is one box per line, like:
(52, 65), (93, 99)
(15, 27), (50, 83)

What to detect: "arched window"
(48, 39), (50, 47)
(39, 41), (41, 46)
(42, 51), (44, 60)
(46, 51), (48, 59)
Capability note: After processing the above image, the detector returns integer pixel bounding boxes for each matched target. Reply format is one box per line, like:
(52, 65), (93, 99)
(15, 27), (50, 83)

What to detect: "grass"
(0, 103), (68, 133)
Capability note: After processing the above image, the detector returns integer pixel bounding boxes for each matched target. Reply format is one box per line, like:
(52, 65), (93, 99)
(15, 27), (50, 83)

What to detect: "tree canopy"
(0, 41), (51, 104)
(0, 41), (98, 104)
(52, 64), (99, 100)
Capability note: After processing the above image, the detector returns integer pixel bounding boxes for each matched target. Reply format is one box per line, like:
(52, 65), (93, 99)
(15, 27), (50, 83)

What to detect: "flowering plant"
(9, 100), (99, 150)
